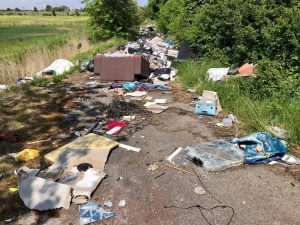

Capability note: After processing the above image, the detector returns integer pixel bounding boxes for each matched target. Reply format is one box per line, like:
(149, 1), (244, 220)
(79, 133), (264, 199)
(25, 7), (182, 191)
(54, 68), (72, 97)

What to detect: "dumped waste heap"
(105, 100), (149, 119)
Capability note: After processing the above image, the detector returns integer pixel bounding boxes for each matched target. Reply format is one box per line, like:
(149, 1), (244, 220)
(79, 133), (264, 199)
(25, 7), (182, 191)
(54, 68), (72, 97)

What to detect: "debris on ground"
(118, 200), (126, 208)
(2, 25), (299, 225)
(104, 200), (113, 208)
(195, 90), (222, 116)
(148, 163), (159, 172)
(232, 132), (287, 164)
(282, 154), (300, 165)
(79, 202), (117, 225)
(13, 149), (40, 162)
(18, 167), (72, 211)
(0, 132), (21, 143)
(194, 186), (206, 196)
(186, 140), (245, 171)
(37, 59), (74, 76)
(0, 84), (7, 91)
(106, 100), (149, 119)
(267, 126), (287, 140)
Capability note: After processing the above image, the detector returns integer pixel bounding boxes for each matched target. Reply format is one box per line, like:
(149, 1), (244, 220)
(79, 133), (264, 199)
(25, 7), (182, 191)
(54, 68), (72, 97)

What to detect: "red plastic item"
(0, 132), (21, 143)
(239, 63), (254, 75)
(107, 121), (128, 135)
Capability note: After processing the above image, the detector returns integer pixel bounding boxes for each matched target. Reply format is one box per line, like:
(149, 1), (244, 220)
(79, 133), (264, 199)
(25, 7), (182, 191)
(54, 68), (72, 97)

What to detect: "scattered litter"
(14, 149), (40, 162)
(118, 200), (126, 208)
(232, 132), (287, 164)
(9, 187), (18, 192)
(267, 126), (287, 140)
(148, 163), (159, 172)
(187, 88), (197, 93)
(73, 169), (106, 205)
(207, 68), (229, 81)
(186, 140), (245, 171)
(269, 161), (279, 165)
(239, 63), (254, 75)
(145, 104), (169, 114)
(106, 100), (148, 119)
(38, 59), (74, 76)
(0, 84), (7, 91)
(44, 134), (118, 173)
(79, 202), (117, 225)
(4, 217), (16, 223)
(18, 167), (71, 211)
(0, 172), (4, 180)
(154, 172), (166, 180)
(107, 120), (128, 135)
(195, 90), (222, 116)
(144, 96), (153, 101)
(0, 132), (21, 143)
(167, 147), (183, 163)
(104, 200), (113, 208)
(228, 114), (237, 123)
(282, 154), (300, 165)
(222, 118), (233, 127)
(123, 82), (137, 91)
(16, 76), (34, 85)
(27, 137), (52, 145)
(119, 143), (141, 152)
(125, 91), (147, 97)
(194, 187), (206, 196)
(122, 115), (136, 122)
(86, 81), (101, 89)
(154, 99), (167, 104)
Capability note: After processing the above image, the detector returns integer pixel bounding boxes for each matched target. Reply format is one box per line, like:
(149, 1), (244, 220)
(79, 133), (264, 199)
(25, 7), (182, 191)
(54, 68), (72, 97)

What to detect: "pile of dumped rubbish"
(1, 26), (182, 224)
(2, 25), (300, 225)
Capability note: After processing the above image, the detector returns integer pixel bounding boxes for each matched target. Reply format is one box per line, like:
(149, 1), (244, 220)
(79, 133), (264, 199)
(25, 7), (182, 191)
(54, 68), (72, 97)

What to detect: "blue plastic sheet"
(79, 202), (117, 225)
(231, 132), (287, 164)
(123, 82), (137, 91)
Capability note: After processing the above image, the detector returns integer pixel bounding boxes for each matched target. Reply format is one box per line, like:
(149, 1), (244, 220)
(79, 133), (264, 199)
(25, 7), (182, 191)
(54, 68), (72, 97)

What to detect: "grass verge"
(177, 59), (300, 149)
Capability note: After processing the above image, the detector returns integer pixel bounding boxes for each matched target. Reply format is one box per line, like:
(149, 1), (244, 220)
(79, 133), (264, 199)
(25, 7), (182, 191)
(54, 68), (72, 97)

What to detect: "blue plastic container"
(195, 100), (216, 116)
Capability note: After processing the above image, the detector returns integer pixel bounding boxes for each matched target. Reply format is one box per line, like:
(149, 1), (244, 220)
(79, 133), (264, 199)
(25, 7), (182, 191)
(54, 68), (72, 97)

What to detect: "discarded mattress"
(186, 140), (245, 171)
(38, 59), (74, 76)
(18, 167), (71, 211)
(231, 132), (287, 164)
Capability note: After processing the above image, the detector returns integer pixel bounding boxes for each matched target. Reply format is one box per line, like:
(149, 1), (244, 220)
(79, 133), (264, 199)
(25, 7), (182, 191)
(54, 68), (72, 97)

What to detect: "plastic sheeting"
(231, 132), (287, 164)
(37, 59), (74, 76)
(186, 140), (245, 171)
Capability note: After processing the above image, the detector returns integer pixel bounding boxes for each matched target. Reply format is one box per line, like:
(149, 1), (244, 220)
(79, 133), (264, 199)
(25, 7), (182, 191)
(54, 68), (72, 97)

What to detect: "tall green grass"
(177, 60), (300, 146)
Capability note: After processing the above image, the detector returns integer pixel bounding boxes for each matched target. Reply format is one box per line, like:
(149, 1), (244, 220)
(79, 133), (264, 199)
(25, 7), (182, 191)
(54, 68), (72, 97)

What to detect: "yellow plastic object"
(9, 187), (18, 192)
(15, 149), (40, 161)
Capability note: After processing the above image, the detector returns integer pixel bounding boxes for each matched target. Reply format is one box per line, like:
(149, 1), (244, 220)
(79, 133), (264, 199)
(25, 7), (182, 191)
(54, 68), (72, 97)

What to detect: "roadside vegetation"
(150, 0), (300, 146)
(0, 15), (89, 84)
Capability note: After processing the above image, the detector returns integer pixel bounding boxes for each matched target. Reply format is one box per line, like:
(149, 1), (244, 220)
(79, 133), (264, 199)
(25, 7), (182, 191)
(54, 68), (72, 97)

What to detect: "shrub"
(83, 0), (140, 40)
(158, 0), (300, 100)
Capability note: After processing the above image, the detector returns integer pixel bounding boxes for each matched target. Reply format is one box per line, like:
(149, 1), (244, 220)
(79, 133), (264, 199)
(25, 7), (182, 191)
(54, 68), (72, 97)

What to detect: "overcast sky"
(0, 0), (148, 10)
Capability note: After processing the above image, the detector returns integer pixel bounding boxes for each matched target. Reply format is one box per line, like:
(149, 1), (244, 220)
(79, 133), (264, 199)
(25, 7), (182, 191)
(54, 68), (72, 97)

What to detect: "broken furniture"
(94, 55), (150, 81)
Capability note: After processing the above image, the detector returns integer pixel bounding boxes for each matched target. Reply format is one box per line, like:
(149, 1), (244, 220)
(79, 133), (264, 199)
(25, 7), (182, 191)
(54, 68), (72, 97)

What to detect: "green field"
(0, 15), (88, 61)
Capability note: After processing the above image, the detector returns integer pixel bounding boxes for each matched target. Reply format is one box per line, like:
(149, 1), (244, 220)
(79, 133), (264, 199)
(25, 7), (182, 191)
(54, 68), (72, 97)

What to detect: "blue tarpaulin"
(231, 132), (287, 164)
